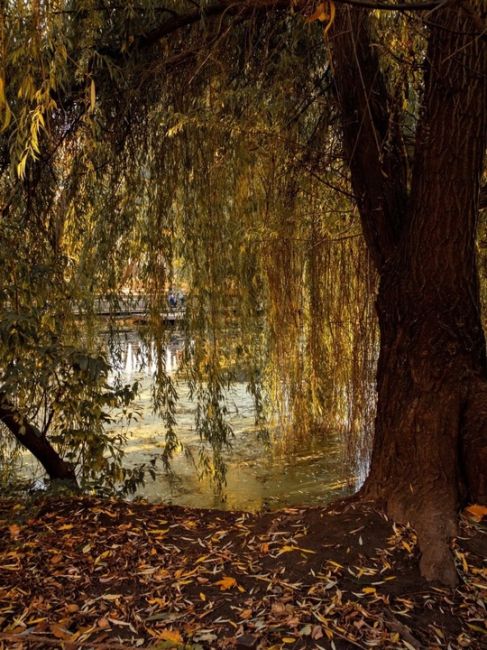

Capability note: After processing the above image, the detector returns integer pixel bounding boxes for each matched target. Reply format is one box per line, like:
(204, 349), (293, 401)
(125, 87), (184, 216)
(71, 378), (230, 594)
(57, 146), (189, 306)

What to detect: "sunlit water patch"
(16, 330), (353, 511)
(105, 330), (353, 510)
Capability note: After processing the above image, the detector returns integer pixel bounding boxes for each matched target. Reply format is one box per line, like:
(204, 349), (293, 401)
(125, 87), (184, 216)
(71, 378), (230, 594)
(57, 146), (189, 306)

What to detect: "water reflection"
(109, 330), (352, 511)
(109, 332), (183, 377)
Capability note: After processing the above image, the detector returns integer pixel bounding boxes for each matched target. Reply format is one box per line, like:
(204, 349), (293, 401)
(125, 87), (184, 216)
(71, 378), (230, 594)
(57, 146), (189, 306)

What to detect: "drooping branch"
(335, 0), (447, 10)
(96, 0), (451, 64)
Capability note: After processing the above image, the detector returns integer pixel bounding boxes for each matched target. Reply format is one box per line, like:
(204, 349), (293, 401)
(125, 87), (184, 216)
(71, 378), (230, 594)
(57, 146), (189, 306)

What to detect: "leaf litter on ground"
(0, 497), (485, 649)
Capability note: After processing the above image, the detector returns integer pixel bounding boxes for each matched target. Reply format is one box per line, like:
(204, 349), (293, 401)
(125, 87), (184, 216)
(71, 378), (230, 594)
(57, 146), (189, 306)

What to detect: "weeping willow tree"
(0, 0), (376, 489)
(1, 0), (486, 584)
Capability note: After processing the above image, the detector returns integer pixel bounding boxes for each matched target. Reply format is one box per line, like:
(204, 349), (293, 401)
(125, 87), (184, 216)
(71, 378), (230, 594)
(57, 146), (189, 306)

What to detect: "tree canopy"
(0, 0), (486, 584)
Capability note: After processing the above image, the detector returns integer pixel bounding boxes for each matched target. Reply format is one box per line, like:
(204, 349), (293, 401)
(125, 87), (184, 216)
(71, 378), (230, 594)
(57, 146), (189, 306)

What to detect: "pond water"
(106, 330), (354, 511)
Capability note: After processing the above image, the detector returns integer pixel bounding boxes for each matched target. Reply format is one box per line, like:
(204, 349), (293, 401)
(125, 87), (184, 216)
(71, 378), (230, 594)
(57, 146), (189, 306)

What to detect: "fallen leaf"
(276, 545), (298, 556)
(276, 544), (315, 556)
(465, 504), (487, 521)
(8, 524), (21, 539)
(159, 629), (183, 644)
(50, 624), (72, 640)
(215, 576), (237, 590)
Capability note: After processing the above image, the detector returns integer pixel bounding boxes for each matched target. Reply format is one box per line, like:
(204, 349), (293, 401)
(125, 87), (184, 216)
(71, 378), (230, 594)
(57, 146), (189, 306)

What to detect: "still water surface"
(110, 331), (352, 511)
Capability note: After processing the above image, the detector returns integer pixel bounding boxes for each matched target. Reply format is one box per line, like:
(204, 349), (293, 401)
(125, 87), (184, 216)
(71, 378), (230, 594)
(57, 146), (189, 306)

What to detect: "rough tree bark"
(331, 2), (487, 584)
(0, 395), (77, 485)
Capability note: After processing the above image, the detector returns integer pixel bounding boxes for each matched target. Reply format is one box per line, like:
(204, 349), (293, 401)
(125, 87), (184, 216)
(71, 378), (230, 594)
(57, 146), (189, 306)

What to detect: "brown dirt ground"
(0, 497), (485, 649)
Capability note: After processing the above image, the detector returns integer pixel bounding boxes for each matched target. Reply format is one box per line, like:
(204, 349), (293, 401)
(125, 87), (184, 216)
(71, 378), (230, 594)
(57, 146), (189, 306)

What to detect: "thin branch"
(99, 0), (448, 62)
(335, 0), (448, 11)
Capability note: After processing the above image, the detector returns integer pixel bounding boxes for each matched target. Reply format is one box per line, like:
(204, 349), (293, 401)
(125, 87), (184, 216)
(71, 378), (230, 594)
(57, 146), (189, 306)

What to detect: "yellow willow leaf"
(403, 642), (419, 650)
(159, 629), (183, 643)
(102, 594), (122, 602)
(16, 155), (27, 179)
(27, 617), (48, 625)
(148, 528), (169, 536)
(276, 544), (314, 555)
(323, 0), (336, 36)
(1, 103), (12, 131)
(297, 546), (316, 554)
(362, 586), (376, 594)
(276, 544), (297, 555)
(30, 126), (40, 154)
(214, 576), (237, 590)
(90, 79), (96, 112)
(328, 560), (343, 569)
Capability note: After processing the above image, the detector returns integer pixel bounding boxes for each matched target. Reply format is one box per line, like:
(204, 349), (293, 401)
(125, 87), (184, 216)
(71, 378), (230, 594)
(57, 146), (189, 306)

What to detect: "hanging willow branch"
(1, 0), (434, 490)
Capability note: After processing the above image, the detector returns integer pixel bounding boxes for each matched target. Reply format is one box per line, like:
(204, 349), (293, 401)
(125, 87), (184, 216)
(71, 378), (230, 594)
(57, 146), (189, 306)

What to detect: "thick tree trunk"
(365, 2), (487, 584)
(366, 264), (486, 584)
(331, 2), (487, 584)
(0, 395), (77, 485)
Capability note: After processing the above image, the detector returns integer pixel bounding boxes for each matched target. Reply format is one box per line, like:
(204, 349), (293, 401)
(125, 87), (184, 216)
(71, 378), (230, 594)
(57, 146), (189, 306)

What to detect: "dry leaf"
(214, 576), (237, 590)
(50, 624), (72, 640)
(465, 504), (487, 521)
(8, 524), (21, 539)
(159, 629), (183, 644)
(65, 604), (79, 613)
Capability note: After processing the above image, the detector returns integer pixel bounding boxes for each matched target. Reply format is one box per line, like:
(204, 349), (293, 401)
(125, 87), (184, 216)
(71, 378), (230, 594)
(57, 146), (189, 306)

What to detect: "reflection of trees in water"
(109, 332), (186, 377)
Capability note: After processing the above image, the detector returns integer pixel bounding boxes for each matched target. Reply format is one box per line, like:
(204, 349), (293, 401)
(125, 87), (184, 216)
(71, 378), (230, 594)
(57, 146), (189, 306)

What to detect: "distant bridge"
(92, 296), (185, 322)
